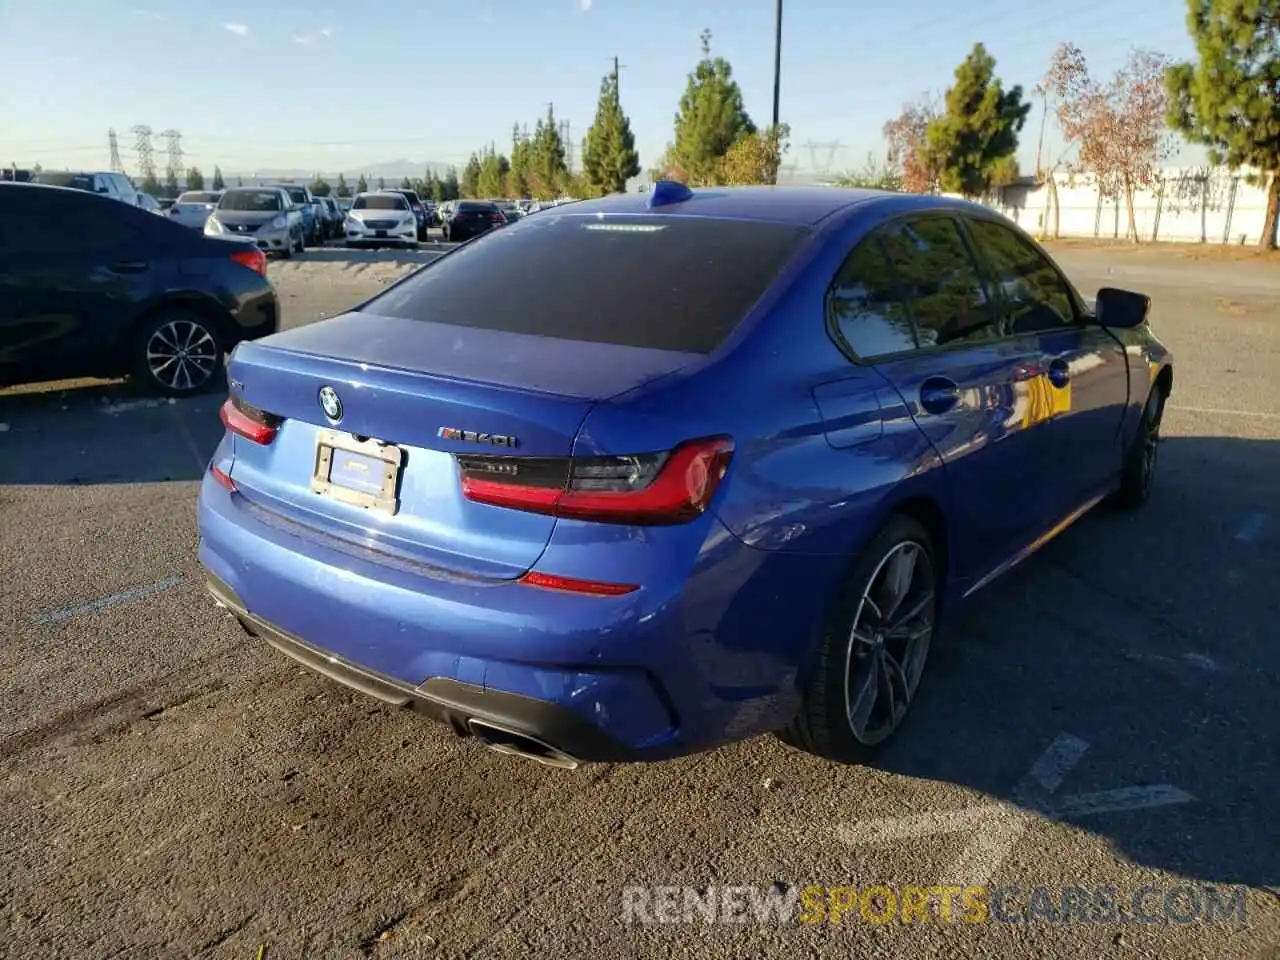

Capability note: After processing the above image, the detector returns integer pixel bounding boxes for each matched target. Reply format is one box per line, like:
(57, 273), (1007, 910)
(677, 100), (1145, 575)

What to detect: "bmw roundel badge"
(318, 385), (343, 422)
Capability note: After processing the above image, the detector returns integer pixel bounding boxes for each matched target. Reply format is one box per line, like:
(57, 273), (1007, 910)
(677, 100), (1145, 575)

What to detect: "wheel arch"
(114, 292), (237, 372)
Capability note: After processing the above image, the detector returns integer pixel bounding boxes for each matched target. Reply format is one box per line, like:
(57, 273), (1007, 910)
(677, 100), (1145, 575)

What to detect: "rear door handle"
(1047, 357), (1070, 388)
(919, 376), (961, 415)
(108, 261), (148, 274)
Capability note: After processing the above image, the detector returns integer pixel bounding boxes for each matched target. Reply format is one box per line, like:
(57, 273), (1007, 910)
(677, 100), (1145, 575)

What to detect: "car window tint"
(4, 197), (138, 252)
(880, 217), (998, 349)
(78, 204), (140, 250)
(966, 217), (1076, 334)
(367, 214), (808, 354)
(827, 236), (918, 358)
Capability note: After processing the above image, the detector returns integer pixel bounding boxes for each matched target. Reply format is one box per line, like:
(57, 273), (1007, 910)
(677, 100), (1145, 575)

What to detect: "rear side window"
(2, 194), (140, 253)
(827, 238), (918, 359)
(367, 214), (808, 354)
(965, 217), (1077, 334)
(879, 217), (998, 349)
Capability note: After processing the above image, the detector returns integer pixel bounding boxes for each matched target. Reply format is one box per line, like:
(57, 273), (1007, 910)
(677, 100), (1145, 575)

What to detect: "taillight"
(219, 396), (281, 445)
(229, 247), (268, 277)
(488, 212), (505, 223)
(458, 437), (734, 525)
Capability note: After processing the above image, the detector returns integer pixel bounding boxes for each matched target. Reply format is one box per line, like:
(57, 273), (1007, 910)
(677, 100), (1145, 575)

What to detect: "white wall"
(963, 167), (1275, 246)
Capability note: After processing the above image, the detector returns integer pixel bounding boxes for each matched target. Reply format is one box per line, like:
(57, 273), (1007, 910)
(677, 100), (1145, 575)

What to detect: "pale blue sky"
(0, 0), (1199, 176)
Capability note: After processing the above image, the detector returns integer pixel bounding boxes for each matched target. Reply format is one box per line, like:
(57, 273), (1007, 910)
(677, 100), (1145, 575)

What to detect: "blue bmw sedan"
(197, 181), (1173, 768)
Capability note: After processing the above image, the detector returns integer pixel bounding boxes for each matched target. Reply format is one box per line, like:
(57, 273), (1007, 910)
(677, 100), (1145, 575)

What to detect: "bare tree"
(1045, 43), (1174, 243)
(883, 93), (939, 194)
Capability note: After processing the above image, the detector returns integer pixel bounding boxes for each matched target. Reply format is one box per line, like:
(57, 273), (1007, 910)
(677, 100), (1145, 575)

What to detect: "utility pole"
(612, 55), (626, 98)
(1033, 84), (1048, 178)
(771, 0), (783, 130)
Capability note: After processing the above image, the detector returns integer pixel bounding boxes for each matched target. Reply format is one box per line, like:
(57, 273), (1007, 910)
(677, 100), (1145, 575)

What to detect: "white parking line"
(828, 733), (1194, 886)
(1234, 513), (1267, 542)
(1169, 405), (1280, 421)
(30, 575), (183, 625)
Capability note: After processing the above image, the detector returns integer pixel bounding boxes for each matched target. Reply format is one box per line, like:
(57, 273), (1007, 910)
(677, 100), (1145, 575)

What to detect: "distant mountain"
(227, 159), (454, 183)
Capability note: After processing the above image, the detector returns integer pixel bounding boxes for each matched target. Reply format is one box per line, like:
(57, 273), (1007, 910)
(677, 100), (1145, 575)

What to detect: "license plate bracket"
(375, 229), (387, 238)
(310, 429), (403, 515)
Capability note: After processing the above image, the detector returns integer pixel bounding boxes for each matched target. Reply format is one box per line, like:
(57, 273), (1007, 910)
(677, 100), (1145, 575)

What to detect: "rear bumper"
(196, 466), (829, 763)
(206, 572), (651, 763)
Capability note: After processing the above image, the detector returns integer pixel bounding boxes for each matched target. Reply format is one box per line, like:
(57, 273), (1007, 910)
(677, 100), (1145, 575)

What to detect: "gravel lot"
(1, 245), (1277, 959)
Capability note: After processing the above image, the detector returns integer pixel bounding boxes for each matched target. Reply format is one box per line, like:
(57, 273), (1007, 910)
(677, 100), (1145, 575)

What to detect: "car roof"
(564, 184), (986, 226)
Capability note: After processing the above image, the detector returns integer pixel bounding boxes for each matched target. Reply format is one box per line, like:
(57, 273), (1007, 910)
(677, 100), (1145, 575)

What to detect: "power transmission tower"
(560, 120), (573, 172)
(803, 140), (843, 177)
(160, 129), (183, 179)
(130, 125), (155, 181)
(107, 129), (124, 173)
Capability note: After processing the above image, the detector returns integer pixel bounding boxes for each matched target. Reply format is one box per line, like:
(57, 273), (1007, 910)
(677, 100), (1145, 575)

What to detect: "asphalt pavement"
(0, 244), (1277, 959)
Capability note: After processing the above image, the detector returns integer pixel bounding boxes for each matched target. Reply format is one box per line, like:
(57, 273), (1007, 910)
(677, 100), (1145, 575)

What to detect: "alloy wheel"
(843, 540), (936, 745)
(146, 318), (219, 392)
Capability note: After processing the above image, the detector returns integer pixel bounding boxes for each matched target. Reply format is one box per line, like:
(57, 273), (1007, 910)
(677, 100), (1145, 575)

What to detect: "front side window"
(879, 217), (998, 349)
(965, 217), (1077, 335)
(827, 236), (918, 359)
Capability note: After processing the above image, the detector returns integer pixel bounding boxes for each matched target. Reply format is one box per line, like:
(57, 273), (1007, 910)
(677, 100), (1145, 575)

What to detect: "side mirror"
(1094, 287), (1150, 328)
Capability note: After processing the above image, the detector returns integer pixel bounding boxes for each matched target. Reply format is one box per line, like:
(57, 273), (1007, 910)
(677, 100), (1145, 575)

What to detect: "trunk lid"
(224, 310), (699, 579)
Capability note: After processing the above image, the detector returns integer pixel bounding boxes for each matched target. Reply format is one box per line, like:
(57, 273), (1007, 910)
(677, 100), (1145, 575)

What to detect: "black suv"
(381, 188), (428, 241)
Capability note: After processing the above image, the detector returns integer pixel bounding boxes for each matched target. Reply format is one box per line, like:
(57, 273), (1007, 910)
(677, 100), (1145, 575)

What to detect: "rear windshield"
(365, 214), (808, 354)
(456, 201), (496, 213)
(178, 191), (220, 204)
(397, 191), (421, 203)
(353, 194), (408, 210)
(281, 187), (308, 203)
(220, 190), (282, 212)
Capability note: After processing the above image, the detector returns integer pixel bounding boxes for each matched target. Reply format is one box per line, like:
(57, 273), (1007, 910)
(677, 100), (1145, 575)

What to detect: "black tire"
(1115, 384), (1166, 508)
(297, 229), (306, 253)
(780, 514), (938, 763)
(130, 307), (227, 397)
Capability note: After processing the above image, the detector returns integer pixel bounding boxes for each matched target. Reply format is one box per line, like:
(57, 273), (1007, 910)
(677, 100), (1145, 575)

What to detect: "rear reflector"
(459, 436), (734, 525)
(518, 571), (638, 596)
(230, 246), (268, 277)
(209, 464), (237, 490)
(219, 396), (281, 445)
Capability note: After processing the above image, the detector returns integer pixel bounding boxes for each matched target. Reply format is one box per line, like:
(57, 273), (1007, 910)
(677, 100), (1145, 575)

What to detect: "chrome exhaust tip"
(465, 718), (581, 770)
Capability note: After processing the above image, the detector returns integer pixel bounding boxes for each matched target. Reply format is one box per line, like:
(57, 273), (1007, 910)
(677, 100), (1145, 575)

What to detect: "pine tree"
(212, 165), (226, 190)
(461, 153), (482, 198)
(356, 173), (369, 193)
(335, 173), (350, 197)
(164, 168), (180, 198)
(477, 145), (510, 197)
(527, 106), (569, 199)
(185, 166), (204, 190)
(376, 176), (386, 190)
(1166, 0), (1280, 249)
(583, 71), (641, 195)
(923, 43), (1029, 199)
(663, 30), (755, 185)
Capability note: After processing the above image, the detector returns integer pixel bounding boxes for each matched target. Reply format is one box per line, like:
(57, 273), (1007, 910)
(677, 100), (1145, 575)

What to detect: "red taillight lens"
(230, 247), (267, 277)
(459, 437), (734, 525)
(209, 463), (237, 490)
(488, 213), (505, 223)
(219, 396), (281, 445)
(518, 571), (638, 596)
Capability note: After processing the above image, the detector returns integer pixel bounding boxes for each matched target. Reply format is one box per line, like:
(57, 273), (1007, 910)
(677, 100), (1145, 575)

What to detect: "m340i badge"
(437, 427), (519, 448)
